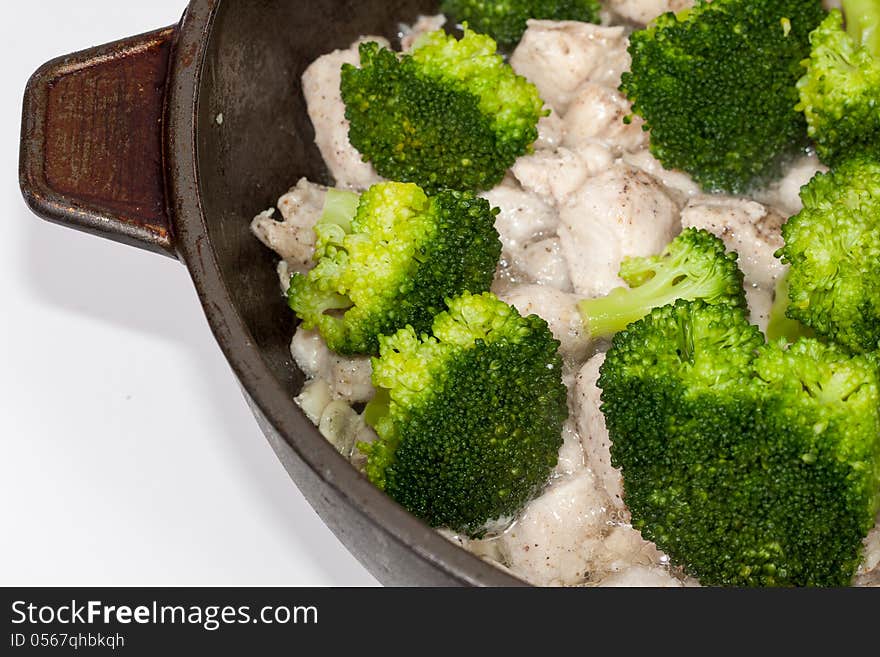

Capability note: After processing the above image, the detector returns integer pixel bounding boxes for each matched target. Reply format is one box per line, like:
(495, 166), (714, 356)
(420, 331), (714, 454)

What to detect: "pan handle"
(19, 27), (178, 259)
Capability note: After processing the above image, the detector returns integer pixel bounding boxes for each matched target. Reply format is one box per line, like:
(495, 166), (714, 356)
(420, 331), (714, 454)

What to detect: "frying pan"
(20, 0), (523, 586)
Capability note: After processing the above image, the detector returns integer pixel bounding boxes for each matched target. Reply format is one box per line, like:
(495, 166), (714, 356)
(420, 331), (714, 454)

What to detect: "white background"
(2, 1), (378, 586)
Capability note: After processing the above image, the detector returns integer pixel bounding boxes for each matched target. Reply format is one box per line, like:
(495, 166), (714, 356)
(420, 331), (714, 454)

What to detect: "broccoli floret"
(578, 228), (747, 339)
(797, 2), (880, 166)
(600, 300), (880, 586)
(361, 292), (568, 536)
(619, 0), (826, 193)
(440, 0), (600, 48)
(779, 155), (880, 353)
(340, 28), (546, 192)
(288, 183), (501, 355)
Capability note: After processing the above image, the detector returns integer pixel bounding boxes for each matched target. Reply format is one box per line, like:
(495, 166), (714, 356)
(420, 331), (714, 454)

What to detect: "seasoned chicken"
(555, 417), (586, 477)
(562, 82), (647, 154)
(290, 327), (374, 403)
(574, 352), (626, 510)
(607, 0), (694, 25)
(680, 196), (787, 332)
(250, 178), (326, 275)
(512, 144), (613, 205)
(498, 284), (590, 362)
(596, 565), (684, 587)
(301, 37), (388, 190)
(558, 165), (680, 298)
(517, 237), (572, 291)
(481, 182), (559, 253)
(510, 21), (630, 114)
(497, 471), (612, 586)
(622, 149), (700, 203)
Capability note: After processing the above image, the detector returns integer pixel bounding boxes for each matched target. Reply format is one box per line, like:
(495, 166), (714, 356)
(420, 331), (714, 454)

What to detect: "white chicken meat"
(680, 196), (787, 332)
(558, 164), (680, 298)
(301, 37), (388, 190)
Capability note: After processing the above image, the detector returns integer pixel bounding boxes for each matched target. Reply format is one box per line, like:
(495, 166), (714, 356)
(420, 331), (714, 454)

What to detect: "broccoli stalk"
(578, 228), (747, 340)
(844, 0), (880, 55)
(765, 271), (814, 343)
(600, 300), (880, 586)
(620, 0), (825, 193)
(797, 1), (880, 164)
(288, 182), (502, 355)
(360, 292), (568, 537)
(341, 28), (546, 192)
(440, 0), (601, 48)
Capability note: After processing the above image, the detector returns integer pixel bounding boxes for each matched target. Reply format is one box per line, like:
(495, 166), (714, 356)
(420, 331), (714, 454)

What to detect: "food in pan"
(252, 0), (880, 586)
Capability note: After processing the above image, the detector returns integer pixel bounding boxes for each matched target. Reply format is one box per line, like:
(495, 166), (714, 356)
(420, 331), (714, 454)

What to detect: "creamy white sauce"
(253, 10), (879, 587)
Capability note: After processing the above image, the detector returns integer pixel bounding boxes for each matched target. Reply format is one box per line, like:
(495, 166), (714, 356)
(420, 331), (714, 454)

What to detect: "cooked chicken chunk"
(574, 352), (626, 510)
(622, 149), (700, 203)
(607, 0), (694, 25)
(481, 182), (559, 253)
(680, 196), (786, 332)
(562, 83), (647, 154)
(290, 327), (374, 403)
(301, 37), (388, 190)
(517, 237), (572, 291)
(512, 144), (613, 205)
(250, 178), (326, 275)
(497, 471), (612, 586)
(555, 417), (586, 477)
(558, 165), (680, 298)
(498, 285), (590, 363)
(597, 565), (684, 587)
(510, 21), (630, 114)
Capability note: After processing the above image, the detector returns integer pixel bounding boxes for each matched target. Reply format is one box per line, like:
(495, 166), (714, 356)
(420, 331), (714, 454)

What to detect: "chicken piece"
(512, 145), (613, 205)
(754, 153), (827, 217)
(399, 14), (446, 51)
(481, 183), (559, 253)
(558, 165), (680, 298)
(535, 112), (566, 150)
(562, 83), (647, 154)
(250, 178), (326, 274)
(510, 21), (630, 114)
(574, 352), (627, 510)
(516, 237), (572, 291)
(854, 516), (880, 586)
(680, 196), (787, 332)
(555, 417), (586, 476)
(290, 327), (374, 403)
(498, 470), (612, 586)
(301, 37), (388, 190)
(607, 0), (694, 25)
(498, 285), (589, 363)
(622, 149), (700, 203)
(596, 565), (684, 587)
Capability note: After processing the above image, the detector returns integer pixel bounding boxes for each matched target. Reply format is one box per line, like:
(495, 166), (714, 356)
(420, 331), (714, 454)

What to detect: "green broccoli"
(778, 155), (880, 353)
(361, 292), (568, 536)
(765, 271), (815, 343)
(797, 1), (880, 166)
(288, 182), (501, 355)
(600, 299), (880, 586)
(340, 28), (546, 192)
(578, 228), (747, 339)
(619, 0), (826, 193)
(440, 0), (601, 48)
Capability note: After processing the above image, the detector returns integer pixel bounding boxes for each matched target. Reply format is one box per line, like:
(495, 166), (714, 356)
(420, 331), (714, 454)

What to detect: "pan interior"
(196, 0), (439, 394)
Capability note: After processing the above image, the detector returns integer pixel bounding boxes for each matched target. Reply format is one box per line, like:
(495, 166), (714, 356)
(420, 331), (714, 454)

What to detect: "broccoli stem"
(844, 0), (880, 56)
(320, 188), (360, 232)
(766, 271), (814, 343)
(579, 275), (716, 340)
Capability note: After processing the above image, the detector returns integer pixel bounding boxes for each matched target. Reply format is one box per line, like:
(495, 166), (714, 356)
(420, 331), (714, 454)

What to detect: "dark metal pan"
(20, 0), (523, 586)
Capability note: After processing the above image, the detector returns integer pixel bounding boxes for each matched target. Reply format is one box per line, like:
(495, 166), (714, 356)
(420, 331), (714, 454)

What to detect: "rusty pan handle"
(19, 27), (178, 258)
